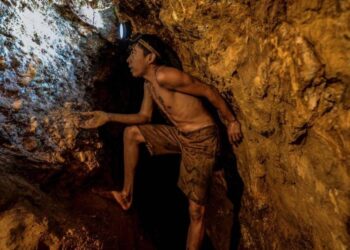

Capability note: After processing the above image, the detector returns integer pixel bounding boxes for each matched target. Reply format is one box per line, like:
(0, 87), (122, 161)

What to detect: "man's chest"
(146, 82), (175, 111)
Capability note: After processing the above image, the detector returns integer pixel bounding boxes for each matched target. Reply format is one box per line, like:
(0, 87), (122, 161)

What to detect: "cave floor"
(68, 189), (155, 250)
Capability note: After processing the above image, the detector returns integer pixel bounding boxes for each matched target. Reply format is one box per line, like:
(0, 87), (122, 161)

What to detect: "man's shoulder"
(156, 66), (187, 86)
(157, 65), (182, 76)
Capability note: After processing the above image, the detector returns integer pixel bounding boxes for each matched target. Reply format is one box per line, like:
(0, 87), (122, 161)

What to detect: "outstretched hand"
(78, 111), (109, 129)
(227, 120), (243, 146)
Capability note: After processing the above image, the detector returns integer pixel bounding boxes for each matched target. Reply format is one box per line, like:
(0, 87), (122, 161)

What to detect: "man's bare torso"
(146, 80), (215, 132)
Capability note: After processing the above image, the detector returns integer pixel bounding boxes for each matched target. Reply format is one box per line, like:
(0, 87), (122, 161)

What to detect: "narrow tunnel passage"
(1, 0), (348, 249)
(80, 42), (242, 249)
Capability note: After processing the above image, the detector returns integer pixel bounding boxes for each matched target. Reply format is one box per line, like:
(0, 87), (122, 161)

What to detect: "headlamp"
(117, 21), (132, 40)
(116, 22), (161, 59)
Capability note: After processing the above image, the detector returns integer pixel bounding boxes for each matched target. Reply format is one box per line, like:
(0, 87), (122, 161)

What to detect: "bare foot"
(92, 188), (132, 210)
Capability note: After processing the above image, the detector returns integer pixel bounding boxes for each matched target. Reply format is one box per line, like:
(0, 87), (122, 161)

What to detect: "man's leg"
(186, 200), (206, 250)
(94, 126), (145, 210)
(123, 125), (145, 196)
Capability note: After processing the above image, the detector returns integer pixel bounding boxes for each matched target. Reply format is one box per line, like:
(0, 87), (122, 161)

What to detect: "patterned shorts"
(137, 124), (220, 205)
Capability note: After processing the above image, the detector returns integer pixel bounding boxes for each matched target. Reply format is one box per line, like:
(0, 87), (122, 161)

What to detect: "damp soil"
(67, 188), (155, 250)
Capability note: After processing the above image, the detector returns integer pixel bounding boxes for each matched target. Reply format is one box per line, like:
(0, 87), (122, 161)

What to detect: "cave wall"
(115, 0), (350, 249)
(0, 0), (118, 249)
(0, 0), (349, 249)
(0, 0), (118, 182)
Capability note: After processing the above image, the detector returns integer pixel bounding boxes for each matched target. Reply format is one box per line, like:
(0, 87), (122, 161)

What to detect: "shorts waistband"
(177, 124), (217, 136)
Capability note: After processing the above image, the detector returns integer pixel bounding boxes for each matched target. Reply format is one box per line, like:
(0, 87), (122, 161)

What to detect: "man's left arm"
(156, 66), (243, 144)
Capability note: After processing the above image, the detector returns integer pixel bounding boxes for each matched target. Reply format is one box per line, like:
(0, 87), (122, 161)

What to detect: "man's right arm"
(79, 83), (153, 129)
(107, 83), (153, 124)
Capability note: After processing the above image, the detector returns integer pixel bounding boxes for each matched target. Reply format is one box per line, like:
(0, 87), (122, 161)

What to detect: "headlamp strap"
(138, 39), (161, 58)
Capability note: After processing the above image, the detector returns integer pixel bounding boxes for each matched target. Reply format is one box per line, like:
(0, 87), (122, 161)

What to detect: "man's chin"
(131, 72), (141, 78)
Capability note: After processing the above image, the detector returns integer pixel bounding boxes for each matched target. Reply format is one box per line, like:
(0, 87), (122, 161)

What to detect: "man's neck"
(142, 64), (158, 83)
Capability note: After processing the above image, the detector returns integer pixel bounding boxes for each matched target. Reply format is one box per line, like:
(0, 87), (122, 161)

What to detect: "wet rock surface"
(0, 0), (114, 181)
(0, 0), (137, 249)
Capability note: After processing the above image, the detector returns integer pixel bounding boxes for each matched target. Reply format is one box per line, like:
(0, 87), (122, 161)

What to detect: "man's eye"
(127, 46), (133, 54)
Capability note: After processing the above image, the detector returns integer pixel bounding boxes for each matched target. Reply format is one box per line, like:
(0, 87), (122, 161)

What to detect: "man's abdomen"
(170, 96), (215, 132)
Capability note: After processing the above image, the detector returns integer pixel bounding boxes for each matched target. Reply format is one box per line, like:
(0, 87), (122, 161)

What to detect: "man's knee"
(124, 126), (145, 144)
(189, 201), (205, 223)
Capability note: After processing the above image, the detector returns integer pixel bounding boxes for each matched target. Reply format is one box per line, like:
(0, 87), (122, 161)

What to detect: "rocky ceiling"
(0, 0), (349, 249)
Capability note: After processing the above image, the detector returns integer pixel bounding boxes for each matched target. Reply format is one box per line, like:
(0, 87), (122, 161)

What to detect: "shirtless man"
(80, 34), (242, 250)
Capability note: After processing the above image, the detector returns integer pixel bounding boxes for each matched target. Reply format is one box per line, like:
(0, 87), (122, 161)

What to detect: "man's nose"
(126, 55), (130, 64)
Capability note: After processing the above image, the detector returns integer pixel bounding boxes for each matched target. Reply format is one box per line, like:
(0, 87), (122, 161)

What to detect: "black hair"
(130, 34), (183, 70)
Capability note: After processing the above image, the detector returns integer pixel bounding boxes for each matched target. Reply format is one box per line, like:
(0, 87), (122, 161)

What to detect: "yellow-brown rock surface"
(115, 0), (350, 249)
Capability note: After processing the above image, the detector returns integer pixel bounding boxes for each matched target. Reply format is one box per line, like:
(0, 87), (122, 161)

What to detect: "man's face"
(126, 44), (148, 77)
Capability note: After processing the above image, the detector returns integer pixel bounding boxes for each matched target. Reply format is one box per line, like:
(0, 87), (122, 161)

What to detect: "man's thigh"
(136, 124), (181, 156)
(177, 125), (220, 205)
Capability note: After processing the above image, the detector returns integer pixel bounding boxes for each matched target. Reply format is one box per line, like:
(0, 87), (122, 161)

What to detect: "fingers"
(228, 133), (236, 146)
(80, 111), (94, 116)
(234, 134), (240, 145)
(229, 132), (243, 146)
(78, 117), (98, 129)
(228, 132), (233, 144)
(237, 132), (243, 141)
(227, 122), (243, 146)
(233, 133), (239, 142)
(79, 122), (97, 129)
(62, 111), (101, 129)
(230, 136), (237, 146)
(78, 122), (92, 129)
(79, 112), (95, 119)
(232, 136), (239, 147)
(235, 132), (243, 143)
(77, 112), (96, 128)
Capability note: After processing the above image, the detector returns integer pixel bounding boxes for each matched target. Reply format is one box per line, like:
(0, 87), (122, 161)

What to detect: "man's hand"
(227, 120), (243, 145)
(78, 111), (109, 129)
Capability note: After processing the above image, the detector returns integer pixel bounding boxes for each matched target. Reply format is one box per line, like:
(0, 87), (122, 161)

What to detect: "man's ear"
(146, 53), (157, 64)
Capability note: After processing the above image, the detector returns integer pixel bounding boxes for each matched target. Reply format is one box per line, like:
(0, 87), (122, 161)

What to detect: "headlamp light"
(117, 21), (132, 40)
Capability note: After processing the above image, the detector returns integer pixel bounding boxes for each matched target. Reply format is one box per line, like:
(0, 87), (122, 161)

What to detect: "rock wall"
(115, 0), (350, 249)
(0, 1), (121, 249)
(0, 0), (118, 183)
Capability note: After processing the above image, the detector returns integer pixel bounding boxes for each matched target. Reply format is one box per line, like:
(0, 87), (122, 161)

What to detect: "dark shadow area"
(206, 103), (245, 250)
(88, 41), (243, 249)
(219, 144), (245, 250)
(88, 42), (194, 249)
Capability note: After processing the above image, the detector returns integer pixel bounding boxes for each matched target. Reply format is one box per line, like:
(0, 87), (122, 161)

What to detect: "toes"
(92, 188), (115, 200)
(91, 188), (132, 210)
(111, 192), (132, 210)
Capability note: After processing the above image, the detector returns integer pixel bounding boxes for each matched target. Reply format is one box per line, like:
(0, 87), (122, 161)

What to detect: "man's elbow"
(139, 114), (151, 124)
(205, 86), (219, 104)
